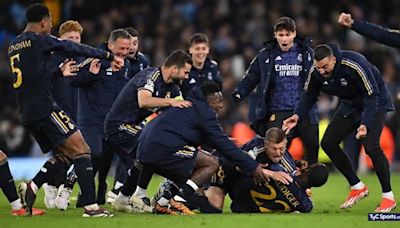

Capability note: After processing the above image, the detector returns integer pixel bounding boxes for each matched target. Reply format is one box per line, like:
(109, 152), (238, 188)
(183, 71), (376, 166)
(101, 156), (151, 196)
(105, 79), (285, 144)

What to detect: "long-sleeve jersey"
(7, 32), (114, 123)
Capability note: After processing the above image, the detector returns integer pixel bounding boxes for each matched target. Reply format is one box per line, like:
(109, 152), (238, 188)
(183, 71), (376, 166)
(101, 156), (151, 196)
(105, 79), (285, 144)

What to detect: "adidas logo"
(189, 78), (196, 84)
(275, 56), (282, 61)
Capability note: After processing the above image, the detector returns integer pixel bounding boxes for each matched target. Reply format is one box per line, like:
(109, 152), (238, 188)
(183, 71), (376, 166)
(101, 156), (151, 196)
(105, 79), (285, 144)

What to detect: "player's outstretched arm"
(338, 12), (400, 48)
(41, 35), (124, 70)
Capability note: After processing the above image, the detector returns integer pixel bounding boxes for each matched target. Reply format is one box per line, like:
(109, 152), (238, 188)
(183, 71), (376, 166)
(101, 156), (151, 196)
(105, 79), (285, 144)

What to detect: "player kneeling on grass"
(0, 150), (44, 216)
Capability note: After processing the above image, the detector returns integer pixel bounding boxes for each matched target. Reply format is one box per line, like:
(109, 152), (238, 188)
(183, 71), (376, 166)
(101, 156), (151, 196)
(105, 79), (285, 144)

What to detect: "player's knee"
(0, 150), (7, 160)
(55, 154), (73, 167)
(73, 142), (91, 156)
(363, 142), (380, 156)
(320, 137), (336, 153)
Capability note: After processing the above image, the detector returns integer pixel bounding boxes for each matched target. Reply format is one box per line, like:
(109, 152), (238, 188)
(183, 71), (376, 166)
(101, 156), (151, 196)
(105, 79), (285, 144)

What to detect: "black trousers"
(321, 111), (391, 192)
(252, 111), (319, 164)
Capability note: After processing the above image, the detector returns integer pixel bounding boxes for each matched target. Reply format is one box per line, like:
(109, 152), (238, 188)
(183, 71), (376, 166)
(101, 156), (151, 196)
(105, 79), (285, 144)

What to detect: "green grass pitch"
(1, 173), (399, 228)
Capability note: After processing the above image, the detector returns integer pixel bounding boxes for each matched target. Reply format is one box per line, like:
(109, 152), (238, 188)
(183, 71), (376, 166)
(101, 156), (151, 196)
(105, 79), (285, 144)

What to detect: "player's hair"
(189, 33), (209, 46)
(273, 17), (296, 32)
(108, 29), (131, 42)
(314, 44), (333, 61)
(124, 27), (138, 37)
(305, 163), (329, 187)
(59, 20), (83, 36)
(265, 127), (286, 144)
(164, 50), (193, 68)
(26, 3), (50, 23)
(200, 82), (221, 98)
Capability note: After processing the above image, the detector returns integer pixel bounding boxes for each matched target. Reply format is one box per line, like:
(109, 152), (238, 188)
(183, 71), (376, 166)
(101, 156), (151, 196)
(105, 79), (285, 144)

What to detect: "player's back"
(8, 32), (55, 123)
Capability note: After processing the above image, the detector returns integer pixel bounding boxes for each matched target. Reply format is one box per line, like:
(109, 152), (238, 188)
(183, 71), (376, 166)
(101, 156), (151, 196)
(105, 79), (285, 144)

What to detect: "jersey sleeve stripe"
(303, 65), (315, 91)
(341, 59), (373, 95)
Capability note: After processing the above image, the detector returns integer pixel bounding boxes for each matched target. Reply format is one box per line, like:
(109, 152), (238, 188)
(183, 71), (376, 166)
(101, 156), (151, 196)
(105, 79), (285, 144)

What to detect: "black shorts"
(209, 162), (237, 191)
(140, 145), (199, 185)
(25, 109), (78, 154)
(105, 123), (141, 156)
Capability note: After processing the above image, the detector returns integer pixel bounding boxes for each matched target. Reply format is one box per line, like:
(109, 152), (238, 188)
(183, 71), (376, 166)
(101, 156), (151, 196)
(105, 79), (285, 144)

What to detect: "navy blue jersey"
(7, 32), (113, 123)
(127, 52), (149, 77)
(181, 58), (221, 98)
(229, 173), (312, 213)
(232, 37), (316, 125)
(137, 87), (258, 176)
(269, 43), (303, 111)
(214, 136), (312, 213)
(105, 67), (181, 127)
(72, 58), (130, 126)
(296, 44), (394, 129)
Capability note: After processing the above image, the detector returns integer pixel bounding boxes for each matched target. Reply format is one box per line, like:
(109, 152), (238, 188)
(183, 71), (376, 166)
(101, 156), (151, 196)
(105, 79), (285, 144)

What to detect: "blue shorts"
(105, 123), (141, 158)
(25, 109), (78, 154)
(138, 145), (199, 185)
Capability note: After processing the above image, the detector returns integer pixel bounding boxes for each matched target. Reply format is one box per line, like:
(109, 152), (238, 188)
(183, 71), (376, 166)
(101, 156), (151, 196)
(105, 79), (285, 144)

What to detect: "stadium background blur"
(0, 0), (399, 174)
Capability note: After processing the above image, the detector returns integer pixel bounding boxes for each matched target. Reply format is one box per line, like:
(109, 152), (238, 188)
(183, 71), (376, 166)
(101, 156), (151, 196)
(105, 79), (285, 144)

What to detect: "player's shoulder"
(137, 52), (148, 61)
(242, 136), (264, 150)
(206, 58), (218, 67)
(139, 67), (159, 80)
(341, 50), (367, 65)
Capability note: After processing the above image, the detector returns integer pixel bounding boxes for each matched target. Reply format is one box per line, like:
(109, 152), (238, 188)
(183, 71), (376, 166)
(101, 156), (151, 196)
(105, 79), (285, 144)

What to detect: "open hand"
(282, 114), (299, 135)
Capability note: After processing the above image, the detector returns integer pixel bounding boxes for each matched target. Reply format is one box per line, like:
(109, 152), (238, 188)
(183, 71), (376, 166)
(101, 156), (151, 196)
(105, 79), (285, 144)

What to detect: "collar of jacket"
(263, 36), (312, 51)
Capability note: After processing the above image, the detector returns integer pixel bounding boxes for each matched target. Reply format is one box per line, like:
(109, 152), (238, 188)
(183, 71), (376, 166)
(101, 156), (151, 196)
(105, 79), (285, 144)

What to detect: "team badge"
(297, 53), (303, 62)
(340, 78), (348, 86)
(68, 122), (75, 130)
(208, 72), (213, 80)
(269, 114), (276, 122)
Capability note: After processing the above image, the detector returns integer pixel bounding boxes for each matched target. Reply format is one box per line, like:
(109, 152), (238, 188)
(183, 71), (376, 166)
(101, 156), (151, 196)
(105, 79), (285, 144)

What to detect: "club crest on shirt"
(208, 72), (213, 80)
(297, 53), (303, 62)
(340, 78), (348, 86)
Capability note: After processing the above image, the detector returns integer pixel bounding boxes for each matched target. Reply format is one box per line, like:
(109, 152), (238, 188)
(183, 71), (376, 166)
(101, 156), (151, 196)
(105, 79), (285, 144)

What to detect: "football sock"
(32, 158), (58, 189)
(0, 159), (19, 203)
(120, 165), (140, 196)
(133, 186), (147, 198)
(10, 199), (23, 210)
(47, 154), (71, 187)
(382, 191), (394, 200)
(350, 182), (365, 190)
(64, 169), (78, 189)
(74, 154), (96, 206)
(113, 181), (124, 191)
(179, 179), (199, 199)
(137, 165), (153, 189)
